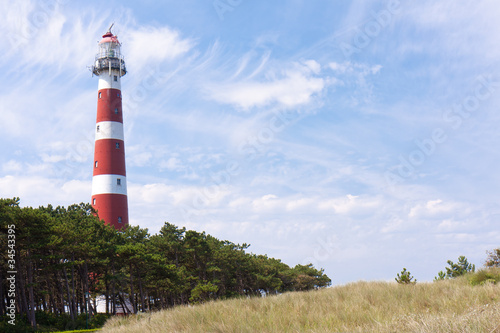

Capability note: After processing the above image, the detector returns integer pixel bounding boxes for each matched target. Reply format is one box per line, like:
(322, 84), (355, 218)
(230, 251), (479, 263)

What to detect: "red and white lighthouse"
(91, 25), (128, 229)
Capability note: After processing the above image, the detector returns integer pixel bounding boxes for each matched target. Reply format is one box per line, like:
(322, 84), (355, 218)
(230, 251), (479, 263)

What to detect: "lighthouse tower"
(91, 25), (128, 229)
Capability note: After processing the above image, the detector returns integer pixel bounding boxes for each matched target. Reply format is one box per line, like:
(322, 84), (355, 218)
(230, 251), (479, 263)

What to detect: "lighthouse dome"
(99, 32), (120, 45)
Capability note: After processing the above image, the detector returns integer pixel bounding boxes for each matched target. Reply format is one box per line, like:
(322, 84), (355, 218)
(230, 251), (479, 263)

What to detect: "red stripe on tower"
(91, 25), (129, 229)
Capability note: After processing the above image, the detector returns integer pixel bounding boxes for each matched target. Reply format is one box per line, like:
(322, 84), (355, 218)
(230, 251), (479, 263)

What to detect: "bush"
(0, 314), (32, 333)
(468, 267), (500, 286)
(0, 311), (112, 332)
(90, 313), (112, 328)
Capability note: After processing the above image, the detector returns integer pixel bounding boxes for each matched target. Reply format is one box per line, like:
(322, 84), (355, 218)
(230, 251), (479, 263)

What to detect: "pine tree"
(445, 256), (475, 278)
(395, 268), (416, 284)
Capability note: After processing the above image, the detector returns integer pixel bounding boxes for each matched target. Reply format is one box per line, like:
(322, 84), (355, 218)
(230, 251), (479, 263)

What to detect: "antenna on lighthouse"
(107, 23), (115, 34)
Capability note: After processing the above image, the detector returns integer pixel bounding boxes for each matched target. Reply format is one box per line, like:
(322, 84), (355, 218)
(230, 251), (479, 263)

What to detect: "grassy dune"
(101, 275), (500, 332)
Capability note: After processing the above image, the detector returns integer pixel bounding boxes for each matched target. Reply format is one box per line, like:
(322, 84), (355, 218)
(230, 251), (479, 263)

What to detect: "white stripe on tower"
(91, 28), (129, 229)
(92, 175), (128, 196)
(95, 121), (124, 141)
(98, 72), (122, 90)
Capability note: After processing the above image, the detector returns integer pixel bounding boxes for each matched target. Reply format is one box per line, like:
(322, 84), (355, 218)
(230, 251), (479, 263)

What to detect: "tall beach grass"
(101, 273), (500, 332)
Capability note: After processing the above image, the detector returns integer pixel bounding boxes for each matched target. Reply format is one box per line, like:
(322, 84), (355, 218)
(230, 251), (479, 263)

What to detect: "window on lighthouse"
(115, 142), (120, 149)
(117, 178), (121, 186)
(95, 161), (98, 168)
(114, 75), (118, 82)
(118, 217), (122, 223)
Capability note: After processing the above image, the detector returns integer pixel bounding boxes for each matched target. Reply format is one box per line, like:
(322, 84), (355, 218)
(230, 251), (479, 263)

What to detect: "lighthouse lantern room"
(91, 24), (129, 229)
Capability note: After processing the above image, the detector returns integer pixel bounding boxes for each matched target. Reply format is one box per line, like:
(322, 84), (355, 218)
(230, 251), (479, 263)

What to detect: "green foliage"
(189, 281), (219, 304)
(291, 264), (332, 290)
(0, 314), (33, 333)
(395, 268), (416, 284)
(0, 312), (109, 332)
(445, 256), (475, 278)
(435, 256), (476, 280)
(468, 268), (500, 286)
(434, 270), (446, 281)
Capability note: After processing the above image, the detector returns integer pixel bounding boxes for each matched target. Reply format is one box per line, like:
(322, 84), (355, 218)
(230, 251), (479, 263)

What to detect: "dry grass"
(101, 277), (500, 332)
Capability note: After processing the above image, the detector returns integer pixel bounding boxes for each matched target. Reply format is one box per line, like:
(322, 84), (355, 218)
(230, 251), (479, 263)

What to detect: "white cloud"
(0, 4), (194, 79)
(252, 194), (280, 212)
(40, 153), (67, 164)
(0, 175), (90, 206)
(392, 1), (500, 69)
(125, 26), (194, 72)
(381, 215), (404, 234)
(131, 182), (231, 208)
(328, 61), (382, 76)
(132, 183), (175, 204)
(408, 199), (459, 219)
(159, 157), (183, 171)
(228, 197), (251, 209)
(318, 194), (381, 215)
(286, 197), (315, 211)
(207, 61), (326, 110)
(437, 219), (467, 232)
(0, 5), (106, 72)
(371, 64), (382, 74)
(1, 160), (22, 174)
(127, 151), (153, 167)
(303, 59), (321, 74)
(61, 180), (91, 198)
(329, 61), (351, 73)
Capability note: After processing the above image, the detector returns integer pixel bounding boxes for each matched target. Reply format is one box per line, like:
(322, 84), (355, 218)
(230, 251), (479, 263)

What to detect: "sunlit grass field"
(101, 271), (500, 333)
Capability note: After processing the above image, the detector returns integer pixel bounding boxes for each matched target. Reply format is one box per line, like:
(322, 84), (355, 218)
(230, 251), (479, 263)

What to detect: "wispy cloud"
(124, 26), (195, 73)
(206, 60), (327, 110)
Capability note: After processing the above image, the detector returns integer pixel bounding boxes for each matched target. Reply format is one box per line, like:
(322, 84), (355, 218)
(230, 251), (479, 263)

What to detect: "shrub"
(468, 267), (500, 286)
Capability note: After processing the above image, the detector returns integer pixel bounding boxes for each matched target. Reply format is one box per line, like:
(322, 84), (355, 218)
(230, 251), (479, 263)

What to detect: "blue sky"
(1, 0), (500, 284)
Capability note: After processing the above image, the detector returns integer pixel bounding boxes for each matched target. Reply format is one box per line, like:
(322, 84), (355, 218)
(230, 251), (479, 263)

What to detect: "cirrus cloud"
(207, 60), (327, 110)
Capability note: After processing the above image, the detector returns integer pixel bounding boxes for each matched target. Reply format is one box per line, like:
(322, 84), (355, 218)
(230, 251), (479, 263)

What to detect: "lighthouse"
(91, 25), (129, 229)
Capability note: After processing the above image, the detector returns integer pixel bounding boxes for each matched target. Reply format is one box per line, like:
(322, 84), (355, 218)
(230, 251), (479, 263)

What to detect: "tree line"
(0, 198), (331, 330)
